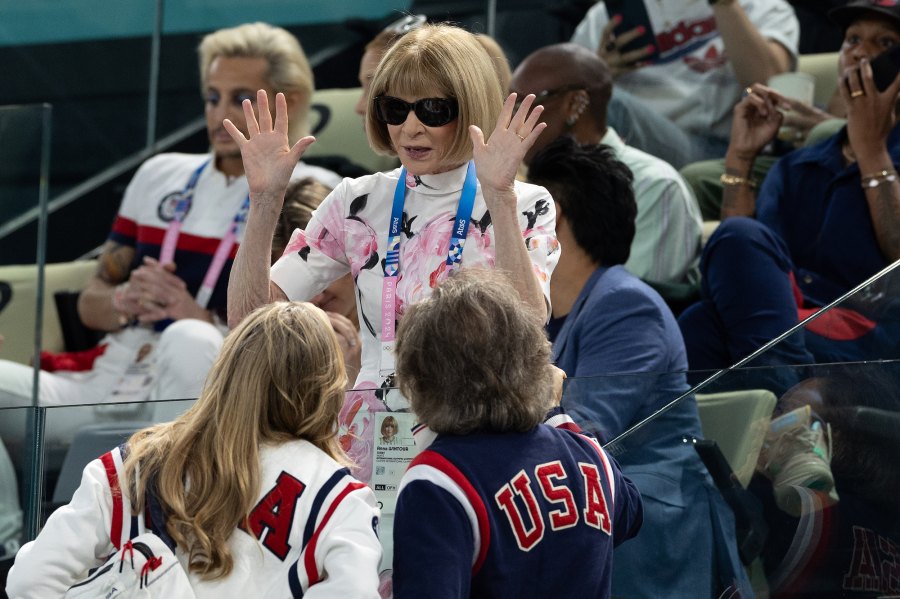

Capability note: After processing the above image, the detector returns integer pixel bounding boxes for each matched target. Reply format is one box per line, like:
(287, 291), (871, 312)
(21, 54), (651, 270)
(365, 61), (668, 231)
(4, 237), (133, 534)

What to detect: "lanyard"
(158, 159), (249, 309)
(379, 161), (477, 376)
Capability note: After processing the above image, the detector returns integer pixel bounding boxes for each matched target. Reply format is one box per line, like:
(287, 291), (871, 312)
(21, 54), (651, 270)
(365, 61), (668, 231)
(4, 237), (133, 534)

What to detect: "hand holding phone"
(869, 44), (900, 92)
(600, 0), (658, 76)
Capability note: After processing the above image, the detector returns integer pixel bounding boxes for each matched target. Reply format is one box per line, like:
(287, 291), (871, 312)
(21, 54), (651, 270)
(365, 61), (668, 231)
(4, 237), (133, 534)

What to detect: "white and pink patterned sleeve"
(515, 180), (560, 315)
(271, 181), (354, 301)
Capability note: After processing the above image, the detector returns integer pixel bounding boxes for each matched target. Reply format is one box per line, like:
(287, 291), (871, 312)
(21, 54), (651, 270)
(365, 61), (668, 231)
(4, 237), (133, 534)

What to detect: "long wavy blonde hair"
(124, 302), (348, 579)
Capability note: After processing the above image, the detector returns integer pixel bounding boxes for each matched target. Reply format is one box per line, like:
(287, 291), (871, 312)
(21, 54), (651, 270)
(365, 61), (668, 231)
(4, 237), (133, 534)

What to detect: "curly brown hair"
(395, 269), (554, 435)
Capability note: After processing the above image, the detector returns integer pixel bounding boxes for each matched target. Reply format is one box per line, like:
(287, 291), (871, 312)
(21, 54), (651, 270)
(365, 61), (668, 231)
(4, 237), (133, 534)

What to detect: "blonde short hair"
(198, 22), (315, 139)
(395, 270), (554, 435)
(365, 24), (504, 166)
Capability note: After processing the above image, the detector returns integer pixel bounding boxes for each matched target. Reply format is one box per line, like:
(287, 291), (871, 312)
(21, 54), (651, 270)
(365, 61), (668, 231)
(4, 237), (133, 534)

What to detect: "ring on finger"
(605, 41), (616, 53)
(743, 86), (754, 98)
(516, 133), (527, 141)
(850, 89), (865, 98)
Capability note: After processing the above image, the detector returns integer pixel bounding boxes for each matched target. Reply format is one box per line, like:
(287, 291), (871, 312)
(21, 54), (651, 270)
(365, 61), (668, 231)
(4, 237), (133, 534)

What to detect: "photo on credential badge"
(371, 412), (418, 514)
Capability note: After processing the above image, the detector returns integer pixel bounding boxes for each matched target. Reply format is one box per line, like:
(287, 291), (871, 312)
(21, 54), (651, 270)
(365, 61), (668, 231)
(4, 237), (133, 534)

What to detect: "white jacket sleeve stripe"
(302, 481), (368, 587)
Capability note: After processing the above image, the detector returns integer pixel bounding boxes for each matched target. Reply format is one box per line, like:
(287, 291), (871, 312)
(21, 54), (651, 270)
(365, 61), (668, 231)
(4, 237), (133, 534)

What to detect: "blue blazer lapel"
(551, 267), (608, 363)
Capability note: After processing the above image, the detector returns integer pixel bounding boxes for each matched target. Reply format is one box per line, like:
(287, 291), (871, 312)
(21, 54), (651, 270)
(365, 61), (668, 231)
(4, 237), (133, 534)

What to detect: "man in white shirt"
(511, 43), (702, 288)
(0, 23), (340, 425)
(571, 0), (799, 167)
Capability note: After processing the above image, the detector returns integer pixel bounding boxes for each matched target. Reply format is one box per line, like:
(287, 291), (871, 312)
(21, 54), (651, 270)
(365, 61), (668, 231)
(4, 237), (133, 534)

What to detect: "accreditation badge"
(371, 411), (419, 515)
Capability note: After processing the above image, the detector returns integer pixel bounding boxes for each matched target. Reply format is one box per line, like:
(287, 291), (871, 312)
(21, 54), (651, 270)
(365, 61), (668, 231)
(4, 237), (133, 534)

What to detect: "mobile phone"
(603, 0), (659, 64)
(870, 43), (900, 92)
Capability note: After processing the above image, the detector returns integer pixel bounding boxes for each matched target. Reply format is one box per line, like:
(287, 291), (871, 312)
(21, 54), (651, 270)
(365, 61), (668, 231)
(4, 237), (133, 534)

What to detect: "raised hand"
(598, 16), (653, 78)
(223, 90), (315, 205)
(727, 83), (785, 161)
(469, 93), (547, 197)
(842, 58), (900, 163)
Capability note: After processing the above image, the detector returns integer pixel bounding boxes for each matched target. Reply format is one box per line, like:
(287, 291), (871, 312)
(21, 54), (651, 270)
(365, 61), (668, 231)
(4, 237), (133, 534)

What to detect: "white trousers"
(0, 318), (224, 446)
(0, 319), (225, 552)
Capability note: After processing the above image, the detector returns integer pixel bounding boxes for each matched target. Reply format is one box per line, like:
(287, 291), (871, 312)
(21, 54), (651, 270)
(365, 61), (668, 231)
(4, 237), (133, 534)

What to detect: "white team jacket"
(7, 440), (382, 598)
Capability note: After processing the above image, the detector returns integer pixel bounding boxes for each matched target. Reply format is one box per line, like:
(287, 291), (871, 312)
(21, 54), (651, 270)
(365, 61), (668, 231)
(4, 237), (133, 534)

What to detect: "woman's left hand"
(469, 93), (547, 198)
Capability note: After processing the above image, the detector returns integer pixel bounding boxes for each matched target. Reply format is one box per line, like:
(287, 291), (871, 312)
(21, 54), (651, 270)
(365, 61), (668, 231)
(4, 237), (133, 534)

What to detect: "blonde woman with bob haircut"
(199, 21), (315, 141)
(390, 270), (643, 598)
(7, 302), (382, 599)
(227, 23), (559, 417)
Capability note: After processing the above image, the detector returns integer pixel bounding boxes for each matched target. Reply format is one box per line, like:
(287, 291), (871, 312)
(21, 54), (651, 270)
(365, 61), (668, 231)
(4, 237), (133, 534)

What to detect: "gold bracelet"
(720, 173), (758, 189)
(861, 169), (898, 189)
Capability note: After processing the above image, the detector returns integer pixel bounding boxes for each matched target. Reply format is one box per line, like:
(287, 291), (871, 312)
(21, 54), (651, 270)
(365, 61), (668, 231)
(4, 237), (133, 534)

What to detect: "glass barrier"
(0, 407), (32, 582)
(27, 357), (900, 597)
(0, 104), (51, 558)
(602, 360), (900, 598)
(598, 260), (900, 597)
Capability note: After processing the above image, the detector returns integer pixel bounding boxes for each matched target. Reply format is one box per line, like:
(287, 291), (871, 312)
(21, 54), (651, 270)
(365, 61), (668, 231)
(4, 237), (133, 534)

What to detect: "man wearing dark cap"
(680, 0), (900, 377)
(675, 5), (900, 595)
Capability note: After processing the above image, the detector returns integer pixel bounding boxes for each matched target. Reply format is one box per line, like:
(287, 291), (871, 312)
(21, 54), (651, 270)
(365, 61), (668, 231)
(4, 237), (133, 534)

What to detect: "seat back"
(0, 261), (96, 365)
(52, 421), (150, 505)
(306, 87), (399, 175)
(797, 52), (839, 108)
(695, 389), (777, 487)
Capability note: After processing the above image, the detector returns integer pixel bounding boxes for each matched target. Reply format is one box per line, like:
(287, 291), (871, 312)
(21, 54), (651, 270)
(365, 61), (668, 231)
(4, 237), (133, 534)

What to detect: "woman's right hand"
(727, 83), (785, 162)
(223, 90), (315, 205)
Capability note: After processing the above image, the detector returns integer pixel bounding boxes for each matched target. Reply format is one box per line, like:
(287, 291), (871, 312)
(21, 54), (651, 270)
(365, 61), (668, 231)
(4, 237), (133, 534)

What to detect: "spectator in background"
(0, 23), (340, 429)
(571, 0), (799, 168)
(528, 136), (750, 598)
(354, 15), (427, 120)
(790, 0), (847, 54)
(678, 1), (900, 384)
(355, 16), (513, 121)
(510, 43), (703, 288)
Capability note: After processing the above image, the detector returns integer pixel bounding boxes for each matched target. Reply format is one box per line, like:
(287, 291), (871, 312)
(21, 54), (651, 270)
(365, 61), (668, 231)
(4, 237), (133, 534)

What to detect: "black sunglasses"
(373, 96), (459, 127)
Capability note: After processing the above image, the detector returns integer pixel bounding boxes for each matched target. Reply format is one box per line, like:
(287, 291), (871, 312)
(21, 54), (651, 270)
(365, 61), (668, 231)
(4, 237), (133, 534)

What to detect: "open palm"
(469, 93), (547, 195)
(223, 90), (315, 203)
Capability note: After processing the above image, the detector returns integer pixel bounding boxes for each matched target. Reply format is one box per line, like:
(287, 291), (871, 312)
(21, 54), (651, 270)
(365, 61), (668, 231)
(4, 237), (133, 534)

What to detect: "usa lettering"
(494, 460), (611, 551)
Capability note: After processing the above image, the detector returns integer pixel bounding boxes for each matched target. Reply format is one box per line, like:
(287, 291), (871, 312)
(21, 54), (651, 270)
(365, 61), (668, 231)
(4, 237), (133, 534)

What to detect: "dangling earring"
(565, 114), (579, 127)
